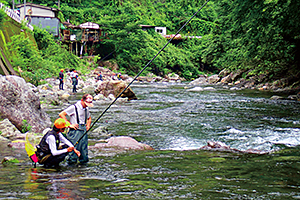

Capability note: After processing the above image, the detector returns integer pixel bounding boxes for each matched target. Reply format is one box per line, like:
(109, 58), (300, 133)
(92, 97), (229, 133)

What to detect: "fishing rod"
(74, 0), (210, 146)
(97, 50), (116, 63)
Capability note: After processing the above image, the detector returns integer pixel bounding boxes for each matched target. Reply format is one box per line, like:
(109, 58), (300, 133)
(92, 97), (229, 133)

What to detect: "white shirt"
(46, 133), (74, 156)
(70, 71), (78, 78)
(63, 101), (91, 125)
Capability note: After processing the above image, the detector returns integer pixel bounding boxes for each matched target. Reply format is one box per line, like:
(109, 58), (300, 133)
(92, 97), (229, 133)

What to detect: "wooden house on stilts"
(61, 21), (101, 57)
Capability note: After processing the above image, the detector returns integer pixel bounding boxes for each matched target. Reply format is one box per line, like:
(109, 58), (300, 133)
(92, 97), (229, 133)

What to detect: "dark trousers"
(59, 80), (64, 90)
(42, 145), (69, 168)
(72, 79), (77, 93)
(66, 125), (89, 165)
(72, 85), (77, 93)
(43, 153), (68, 168)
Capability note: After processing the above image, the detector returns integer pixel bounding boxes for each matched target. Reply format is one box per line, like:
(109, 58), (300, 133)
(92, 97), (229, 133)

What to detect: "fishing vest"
(59, 72), (64, 80)
(36, 129), (60, 160)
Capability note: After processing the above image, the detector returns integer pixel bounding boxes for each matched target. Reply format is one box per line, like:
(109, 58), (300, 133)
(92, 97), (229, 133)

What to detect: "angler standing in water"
(70, 69), (78, 93)
(59, 94), (93, 165)
(59, 69), (64, 90)
(35, 118), (81, 168)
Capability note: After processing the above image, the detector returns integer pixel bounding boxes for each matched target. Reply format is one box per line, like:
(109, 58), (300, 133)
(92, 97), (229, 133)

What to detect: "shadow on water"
(1, 82), (300, 199)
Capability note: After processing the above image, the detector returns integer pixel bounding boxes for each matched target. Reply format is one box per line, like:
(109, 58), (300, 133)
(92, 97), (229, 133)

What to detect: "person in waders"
(59, 69), (64, 90)
(70, 69), (78, 93)
(35, 118), (81, 168)
(59, 94), (93, 165)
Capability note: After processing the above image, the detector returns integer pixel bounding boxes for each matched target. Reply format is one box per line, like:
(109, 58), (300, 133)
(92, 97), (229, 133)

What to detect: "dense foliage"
(7, 26), (87, 85)
(0, 8), (6, 27)
(200, 0), (300, 80)
(31, 0), (218, 79)
(4, 0), (300, 82)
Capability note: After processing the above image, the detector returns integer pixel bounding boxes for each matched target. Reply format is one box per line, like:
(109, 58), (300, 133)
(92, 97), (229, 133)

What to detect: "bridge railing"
(0, 3), (33, 31)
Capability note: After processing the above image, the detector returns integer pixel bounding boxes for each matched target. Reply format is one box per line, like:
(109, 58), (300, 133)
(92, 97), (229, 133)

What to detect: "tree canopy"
(3, 0), (299, 84)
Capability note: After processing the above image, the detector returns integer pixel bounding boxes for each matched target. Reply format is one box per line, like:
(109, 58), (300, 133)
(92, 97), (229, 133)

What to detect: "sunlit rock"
(187, 87), (203, 92)
(89, 136), (154, 151)
(189, 76), (207, 85)
(0, 119), (23, 140)
(95, 80), (137, 100)
(203, 87), (216, 91)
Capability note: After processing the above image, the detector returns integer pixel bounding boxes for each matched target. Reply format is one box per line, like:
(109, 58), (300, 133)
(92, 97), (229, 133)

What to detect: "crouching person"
(36, 118), (80, 168)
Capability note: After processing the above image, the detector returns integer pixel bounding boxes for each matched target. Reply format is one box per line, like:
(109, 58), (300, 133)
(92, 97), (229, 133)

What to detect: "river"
(0, 82), (300, 199)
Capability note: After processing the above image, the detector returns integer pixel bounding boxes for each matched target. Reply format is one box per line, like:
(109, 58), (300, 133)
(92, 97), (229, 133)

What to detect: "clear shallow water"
(90, 83), (300, 152)
(1, 82), (300, 199)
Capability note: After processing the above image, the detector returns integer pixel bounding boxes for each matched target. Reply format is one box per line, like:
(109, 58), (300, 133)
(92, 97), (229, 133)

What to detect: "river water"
(1, 82), (300, 199)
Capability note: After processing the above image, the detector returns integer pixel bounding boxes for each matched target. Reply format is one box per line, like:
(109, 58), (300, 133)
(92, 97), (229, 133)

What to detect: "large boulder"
(189, 76), (207, 85)
(95, 80), (137, 100)
(0, 75), (51, 133)
(89, 136), (154, 151)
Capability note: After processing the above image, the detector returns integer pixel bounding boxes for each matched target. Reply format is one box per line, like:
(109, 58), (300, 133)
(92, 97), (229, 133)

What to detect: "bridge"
(164, 34), (202, 40)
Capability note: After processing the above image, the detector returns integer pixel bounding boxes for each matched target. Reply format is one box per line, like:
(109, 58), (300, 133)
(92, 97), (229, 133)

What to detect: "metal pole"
(24, 0), (26, 19)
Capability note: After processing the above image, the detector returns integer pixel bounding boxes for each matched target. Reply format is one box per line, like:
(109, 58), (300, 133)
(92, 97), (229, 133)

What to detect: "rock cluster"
(188, 69), (300, 101)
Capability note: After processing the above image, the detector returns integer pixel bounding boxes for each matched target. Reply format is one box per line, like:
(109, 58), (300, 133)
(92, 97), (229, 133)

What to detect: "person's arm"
(46, 135), (68, 156)
(59, 111), (78, 130)
(86, 116), (92, 131)
(59, 133), (74, 147)
(59, 133), (80, 157)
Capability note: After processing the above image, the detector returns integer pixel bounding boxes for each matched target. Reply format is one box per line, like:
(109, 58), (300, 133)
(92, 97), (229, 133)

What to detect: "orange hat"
(54, 118), (70, 129)
(61, 69), (64, 72)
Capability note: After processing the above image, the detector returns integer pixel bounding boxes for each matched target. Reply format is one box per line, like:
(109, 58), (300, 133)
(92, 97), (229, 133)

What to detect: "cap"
(84, 96), (94, 107)
(54, 118), (70, 129)
(61, 69), (64, 72)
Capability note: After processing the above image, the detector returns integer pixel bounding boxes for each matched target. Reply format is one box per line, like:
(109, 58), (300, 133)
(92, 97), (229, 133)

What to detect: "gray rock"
(189, 77), (207, 85)
(0, 119), (22, 140)
(207, 74), (220, 84)
(270, 95), (284, 100)
(0, 75), (51, 133)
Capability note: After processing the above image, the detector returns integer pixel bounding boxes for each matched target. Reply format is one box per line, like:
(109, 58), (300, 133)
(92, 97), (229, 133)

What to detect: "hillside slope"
(0, 16), (36, 75)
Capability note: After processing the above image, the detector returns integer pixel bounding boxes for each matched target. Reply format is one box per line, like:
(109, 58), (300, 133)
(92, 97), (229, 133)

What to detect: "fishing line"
(74, 0), (210, 146)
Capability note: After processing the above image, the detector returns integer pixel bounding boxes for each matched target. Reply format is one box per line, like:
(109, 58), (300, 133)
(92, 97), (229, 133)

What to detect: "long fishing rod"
(74, 0), (210, 146)
(98, 50), (116, 63)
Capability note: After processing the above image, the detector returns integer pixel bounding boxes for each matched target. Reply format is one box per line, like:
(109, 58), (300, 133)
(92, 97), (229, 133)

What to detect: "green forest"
(0, 0), (299, 86)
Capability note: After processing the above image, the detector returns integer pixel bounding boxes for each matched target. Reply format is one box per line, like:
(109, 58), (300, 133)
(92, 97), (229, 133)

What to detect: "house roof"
(16, 3), (59, 12)
(79, 22), (99, 29)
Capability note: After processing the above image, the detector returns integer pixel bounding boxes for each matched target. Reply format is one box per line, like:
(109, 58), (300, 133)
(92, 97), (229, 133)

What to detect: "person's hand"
(69, 124), (79, 130)
(67, 147), (74, 152)
(86, 124), (90, 131)
(74, 149), (81, 157)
